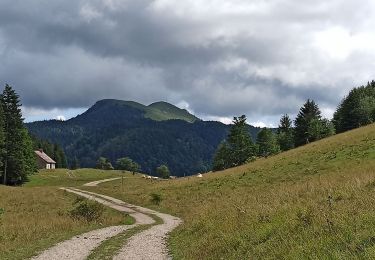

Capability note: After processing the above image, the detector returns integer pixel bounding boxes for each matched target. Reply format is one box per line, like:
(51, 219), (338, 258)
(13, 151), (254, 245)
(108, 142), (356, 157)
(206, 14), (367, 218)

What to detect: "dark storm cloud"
(1, 0), (375, 123)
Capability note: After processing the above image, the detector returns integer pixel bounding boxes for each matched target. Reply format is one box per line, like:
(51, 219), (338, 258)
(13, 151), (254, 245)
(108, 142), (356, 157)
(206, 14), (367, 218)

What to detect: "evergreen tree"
(0, 104), (5, 180)
(277, 114), (294, 151)
(307, 118), (335, 141)
(256, 128), (280, 157)
(212, 142), (230, 171)
(333, 81), (375, 133)
(71, 157), (80, 170)
(1, 84), (36, 185)
(294, 99), (322, 146)
(212, 115), (257, 171)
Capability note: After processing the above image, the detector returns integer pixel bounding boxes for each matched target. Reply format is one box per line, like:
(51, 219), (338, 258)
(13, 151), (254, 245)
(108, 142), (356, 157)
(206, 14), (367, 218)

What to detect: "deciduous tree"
(156, 164), (170, 179)
(116, 157), (140, 174)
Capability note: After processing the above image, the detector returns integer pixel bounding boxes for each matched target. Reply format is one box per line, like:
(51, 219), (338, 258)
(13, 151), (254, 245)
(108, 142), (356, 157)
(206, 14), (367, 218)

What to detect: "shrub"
(150, 193), (162, 205)
(69, 199), (104, 222)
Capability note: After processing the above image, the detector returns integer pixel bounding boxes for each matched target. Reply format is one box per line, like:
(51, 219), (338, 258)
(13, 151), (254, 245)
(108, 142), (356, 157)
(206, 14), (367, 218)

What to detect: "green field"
(1, 124), (375, 259)
(0, 169), (130, 260)
(83, 123), (375, 259)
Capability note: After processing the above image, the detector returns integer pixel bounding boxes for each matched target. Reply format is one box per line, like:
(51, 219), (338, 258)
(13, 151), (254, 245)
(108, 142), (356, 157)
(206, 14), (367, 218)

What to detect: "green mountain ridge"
(26, 99), (262, 176)
(93, 99), (199, 123)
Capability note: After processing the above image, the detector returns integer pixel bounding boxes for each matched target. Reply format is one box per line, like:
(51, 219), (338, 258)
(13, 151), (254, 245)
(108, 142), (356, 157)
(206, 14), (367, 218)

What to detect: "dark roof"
(35, 150), (56, 164)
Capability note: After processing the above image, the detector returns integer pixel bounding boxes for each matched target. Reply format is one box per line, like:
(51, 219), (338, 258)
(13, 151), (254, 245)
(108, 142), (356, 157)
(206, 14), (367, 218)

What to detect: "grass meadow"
(0, 124), (374, 259)
(85, 123), (375, 259)
(0, 169), (129, 260)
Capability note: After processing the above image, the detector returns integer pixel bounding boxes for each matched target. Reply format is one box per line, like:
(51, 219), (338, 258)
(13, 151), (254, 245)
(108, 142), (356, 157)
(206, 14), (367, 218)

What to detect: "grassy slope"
(105, 100), (198, 122)
(0, 169), (128, 260)
(85, 124), (375, 259)
(146, 102), (199, 123)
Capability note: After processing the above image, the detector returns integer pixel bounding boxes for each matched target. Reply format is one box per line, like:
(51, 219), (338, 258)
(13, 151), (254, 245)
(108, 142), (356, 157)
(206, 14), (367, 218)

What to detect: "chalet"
(35, 149), (56, 170)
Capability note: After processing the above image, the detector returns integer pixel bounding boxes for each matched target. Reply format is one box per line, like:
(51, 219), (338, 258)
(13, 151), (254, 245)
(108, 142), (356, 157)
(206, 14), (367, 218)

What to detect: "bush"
(156, 165), (170, 179)
(150, 193), (162, 205)
(69, 199), (104, 222)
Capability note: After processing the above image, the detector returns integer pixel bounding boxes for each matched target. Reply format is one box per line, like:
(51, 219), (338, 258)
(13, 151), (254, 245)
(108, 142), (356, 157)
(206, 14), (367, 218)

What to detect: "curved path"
(32, 178), (181, 260)
(83, 177), (121, 187)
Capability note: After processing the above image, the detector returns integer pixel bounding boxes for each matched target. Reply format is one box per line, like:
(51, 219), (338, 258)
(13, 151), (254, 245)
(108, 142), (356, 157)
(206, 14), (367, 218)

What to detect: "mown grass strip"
(87, 214), (163, 260)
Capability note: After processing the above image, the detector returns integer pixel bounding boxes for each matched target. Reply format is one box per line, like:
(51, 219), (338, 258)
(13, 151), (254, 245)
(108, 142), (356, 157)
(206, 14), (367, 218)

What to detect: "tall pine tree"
(294, 99), (322, 147)
(277, 114), (294, 151)
(1, 84), (36, 185)
(213, 115), (257, 171)
(0, 103), (5, 181)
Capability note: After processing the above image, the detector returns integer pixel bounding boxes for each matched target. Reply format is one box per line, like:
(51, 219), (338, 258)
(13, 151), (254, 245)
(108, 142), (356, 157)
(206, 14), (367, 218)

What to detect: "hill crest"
(83, 99), (199, 123)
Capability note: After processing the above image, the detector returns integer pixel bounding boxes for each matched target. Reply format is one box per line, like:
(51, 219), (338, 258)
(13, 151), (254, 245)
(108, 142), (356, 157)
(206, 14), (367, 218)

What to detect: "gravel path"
(72, 189), (183, 259)
(32, 178), (182, 260)
(114, 212), (182, 260)
(83, 177), (121, 187)
(32, 225), (135, 260)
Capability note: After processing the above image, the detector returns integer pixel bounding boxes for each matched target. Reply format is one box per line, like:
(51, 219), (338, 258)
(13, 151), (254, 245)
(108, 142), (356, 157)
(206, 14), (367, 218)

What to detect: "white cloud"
(56, 115), (66, 121)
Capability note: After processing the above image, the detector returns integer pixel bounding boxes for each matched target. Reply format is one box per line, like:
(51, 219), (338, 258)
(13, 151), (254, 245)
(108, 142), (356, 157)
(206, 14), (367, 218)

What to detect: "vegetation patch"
(69, 199), (104, 223)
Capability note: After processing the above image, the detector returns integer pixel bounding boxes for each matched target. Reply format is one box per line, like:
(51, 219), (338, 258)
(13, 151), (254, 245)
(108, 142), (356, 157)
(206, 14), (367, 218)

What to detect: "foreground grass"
(86, 124), (375, 259)
(0, 169), (130, 260)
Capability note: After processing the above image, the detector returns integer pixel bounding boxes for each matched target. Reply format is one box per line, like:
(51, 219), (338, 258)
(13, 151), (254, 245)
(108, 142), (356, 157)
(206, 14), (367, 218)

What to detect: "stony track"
(32, 178), (181, 260)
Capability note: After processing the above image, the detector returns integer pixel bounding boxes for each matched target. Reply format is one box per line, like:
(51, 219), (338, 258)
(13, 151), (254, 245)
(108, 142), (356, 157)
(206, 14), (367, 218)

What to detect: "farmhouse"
(35, 149), (56, 170)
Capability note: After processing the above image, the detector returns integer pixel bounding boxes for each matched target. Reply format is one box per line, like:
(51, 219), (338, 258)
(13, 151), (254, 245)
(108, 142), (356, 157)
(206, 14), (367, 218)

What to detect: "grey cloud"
(1, 0), (375, 123)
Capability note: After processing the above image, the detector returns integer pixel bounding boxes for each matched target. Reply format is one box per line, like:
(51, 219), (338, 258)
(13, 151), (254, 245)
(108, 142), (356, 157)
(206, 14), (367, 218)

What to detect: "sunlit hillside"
(87, 123), (375, 259)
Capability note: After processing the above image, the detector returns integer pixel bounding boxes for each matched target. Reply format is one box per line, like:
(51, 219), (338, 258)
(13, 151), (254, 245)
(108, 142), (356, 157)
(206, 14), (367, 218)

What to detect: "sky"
(1, 0), (375, 127)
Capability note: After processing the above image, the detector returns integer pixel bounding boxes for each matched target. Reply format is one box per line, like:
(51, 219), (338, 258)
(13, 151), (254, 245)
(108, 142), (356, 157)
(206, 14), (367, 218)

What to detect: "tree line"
(213, 80), (375, 171)
(95, 156), (171, 178)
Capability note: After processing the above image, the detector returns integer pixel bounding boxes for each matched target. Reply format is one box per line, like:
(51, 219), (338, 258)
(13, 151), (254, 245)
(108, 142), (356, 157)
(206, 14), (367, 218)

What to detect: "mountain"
(26, 99), (261, 176)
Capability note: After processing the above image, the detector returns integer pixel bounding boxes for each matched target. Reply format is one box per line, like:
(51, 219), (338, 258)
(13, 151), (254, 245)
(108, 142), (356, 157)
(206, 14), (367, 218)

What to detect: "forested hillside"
(27, 99), (261, 176)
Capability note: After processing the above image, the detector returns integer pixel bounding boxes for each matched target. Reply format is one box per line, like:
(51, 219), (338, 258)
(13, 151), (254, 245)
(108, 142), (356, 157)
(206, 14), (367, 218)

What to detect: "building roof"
(35, 150), (56, 164)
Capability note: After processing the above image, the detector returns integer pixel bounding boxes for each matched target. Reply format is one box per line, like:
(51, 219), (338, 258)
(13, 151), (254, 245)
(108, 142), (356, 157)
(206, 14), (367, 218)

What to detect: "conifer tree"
(277, 114), (294, 151)
(1, 84), (36, 185)
(294, 99), (322, 147)
(71, 157), (80, 170)
(212, 142), (231, 171)
(213, 115), (257, 171)
(333, 81), (375, 133)
(0, 103), (5, 181)
(256, 128), (280, 157)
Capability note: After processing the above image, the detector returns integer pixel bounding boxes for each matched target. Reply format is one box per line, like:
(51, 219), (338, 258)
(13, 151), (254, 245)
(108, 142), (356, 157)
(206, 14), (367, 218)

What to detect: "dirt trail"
(32, 178), (181, 260)
(83, 177), (121, 187)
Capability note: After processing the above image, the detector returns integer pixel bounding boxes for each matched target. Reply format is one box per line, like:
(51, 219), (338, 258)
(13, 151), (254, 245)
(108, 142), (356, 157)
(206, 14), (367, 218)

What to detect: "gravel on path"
(32, 178), (182, 260)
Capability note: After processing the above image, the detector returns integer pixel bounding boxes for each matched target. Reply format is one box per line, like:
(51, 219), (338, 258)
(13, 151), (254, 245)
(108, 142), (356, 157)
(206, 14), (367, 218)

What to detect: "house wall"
(35, 156), (56, 170)
(36, 156), (47, 169)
